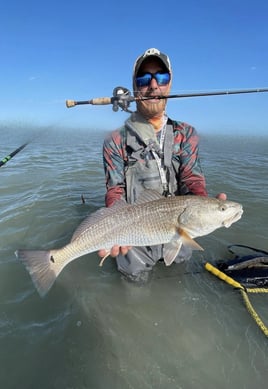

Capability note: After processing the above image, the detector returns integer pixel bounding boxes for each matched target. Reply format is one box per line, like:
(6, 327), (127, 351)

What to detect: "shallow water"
(0, 127), (268, 388)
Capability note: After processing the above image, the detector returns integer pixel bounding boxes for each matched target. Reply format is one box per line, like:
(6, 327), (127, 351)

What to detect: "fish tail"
(15, 249), (58, 297)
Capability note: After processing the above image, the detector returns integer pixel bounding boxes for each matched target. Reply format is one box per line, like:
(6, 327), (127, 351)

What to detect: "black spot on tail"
(15, 250), (58, 297)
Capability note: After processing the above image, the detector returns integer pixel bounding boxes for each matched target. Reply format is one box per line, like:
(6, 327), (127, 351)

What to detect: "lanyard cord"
(151, 124), (171, 196)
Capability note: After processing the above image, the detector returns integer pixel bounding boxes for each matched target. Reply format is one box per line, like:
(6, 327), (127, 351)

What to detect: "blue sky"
(0, 0), (268, 135)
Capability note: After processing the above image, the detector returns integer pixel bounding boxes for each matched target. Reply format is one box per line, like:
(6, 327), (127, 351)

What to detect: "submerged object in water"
(217, 244), (268, 288)
(206, 244), (268, 338)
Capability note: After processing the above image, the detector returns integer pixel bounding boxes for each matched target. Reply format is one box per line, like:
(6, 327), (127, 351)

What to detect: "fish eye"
(220, 205), (227, 212)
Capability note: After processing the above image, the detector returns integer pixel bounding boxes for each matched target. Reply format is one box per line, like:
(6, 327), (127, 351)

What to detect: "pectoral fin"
(178, 227), (204, 251)
(163, 228), (204, 266)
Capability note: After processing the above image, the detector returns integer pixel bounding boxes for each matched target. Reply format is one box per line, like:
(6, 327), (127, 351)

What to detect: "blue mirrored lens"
(155, 73), (170, 85)
(136, 74), (153, 87)
(135, 72), (170, 87)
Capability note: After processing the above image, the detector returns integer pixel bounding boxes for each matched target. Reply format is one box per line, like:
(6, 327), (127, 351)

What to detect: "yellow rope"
(247, 287), (268, 294)
(205, 263), (243, 289)
(239, 289), (268, 337)
(205, 262), (268, 338)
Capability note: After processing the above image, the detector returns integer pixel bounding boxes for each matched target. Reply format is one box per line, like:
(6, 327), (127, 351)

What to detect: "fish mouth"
(223, 209), (243, 228)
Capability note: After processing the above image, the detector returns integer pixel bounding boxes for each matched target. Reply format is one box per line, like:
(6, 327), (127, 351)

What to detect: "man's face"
(135, 58), (171, 118)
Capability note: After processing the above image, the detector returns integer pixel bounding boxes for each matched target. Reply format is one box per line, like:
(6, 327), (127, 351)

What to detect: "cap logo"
(143, 48), (161, 58)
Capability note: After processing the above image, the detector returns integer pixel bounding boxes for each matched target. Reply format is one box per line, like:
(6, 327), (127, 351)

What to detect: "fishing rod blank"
(160, 87), (268, 99)
(0, 143), (28, 168)
(66, 87), (268, 111)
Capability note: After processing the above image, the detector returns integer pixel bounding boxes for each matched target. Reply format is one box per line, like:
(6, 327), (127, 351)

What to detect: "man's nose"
(149, 77), (158, 89)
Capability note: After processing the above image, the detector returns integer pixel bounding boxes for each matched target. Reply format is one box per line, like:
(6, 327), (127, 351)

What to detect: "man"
(98, 48), (225, 281)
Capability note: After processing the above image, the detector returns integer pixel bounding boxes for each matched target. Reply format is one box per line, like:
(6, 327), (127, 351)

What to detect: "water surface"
(0, 127), (267, 389)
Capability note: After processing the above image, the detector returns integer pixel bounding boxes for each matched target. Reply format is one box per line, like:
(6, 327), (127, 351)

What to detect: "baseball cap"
(133, 48), (172, 77)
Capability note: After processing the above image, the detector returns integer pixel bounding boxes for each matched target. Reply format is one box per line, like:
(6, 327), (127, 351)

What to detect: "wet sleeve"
(175, 124), (208, 196)
(103, 130), (126, 207)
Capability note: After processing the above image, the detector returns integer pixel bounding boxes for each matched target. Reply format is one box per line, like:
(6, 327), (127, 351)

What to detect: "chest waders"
(124, 112), (178, 202)
(115, 112), (181, 281)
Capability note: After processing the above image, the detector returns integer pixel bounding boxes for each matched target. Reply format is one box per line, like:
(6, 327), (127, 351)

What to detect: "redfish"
(16, 191), (243, 296)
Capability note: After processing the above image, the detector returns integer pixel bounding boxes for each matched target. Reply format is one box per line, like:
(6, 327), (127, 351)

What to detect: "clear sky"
(1, 0), (268, 135)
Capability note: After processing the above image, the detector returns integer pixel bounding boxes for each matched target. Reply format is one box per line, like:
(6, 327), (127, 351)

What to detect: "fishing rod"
(66, 86), (268, 113)
(0, 143), (28, 168)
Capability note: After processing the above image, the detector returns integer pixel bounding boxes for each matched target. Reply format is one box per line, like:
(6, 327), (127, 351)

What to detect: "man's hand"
(216, 193), (227, 200)
(98, 245), (132, 259)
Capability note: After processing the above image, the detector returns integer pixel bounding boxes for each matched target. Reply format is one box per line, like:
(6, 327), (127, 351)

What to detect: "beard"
(134, 82), (171, 120)
(136, 98), (167, 119)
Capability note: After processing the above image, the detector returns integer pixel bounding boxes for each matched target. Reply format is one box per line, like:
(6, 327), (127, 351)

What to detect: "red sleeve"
(103, 129), (127, 207)
(173, 122), (208, 197)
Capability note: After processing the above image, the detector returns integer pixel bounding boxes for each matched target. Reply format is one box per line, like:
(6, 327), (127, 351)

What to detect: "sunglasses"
(135, 72), (170, 87)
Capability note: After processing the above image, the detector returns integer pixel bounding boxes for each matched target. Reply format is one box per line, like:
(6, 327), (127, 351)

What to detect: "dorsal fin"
(134, 190), (163, 205)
